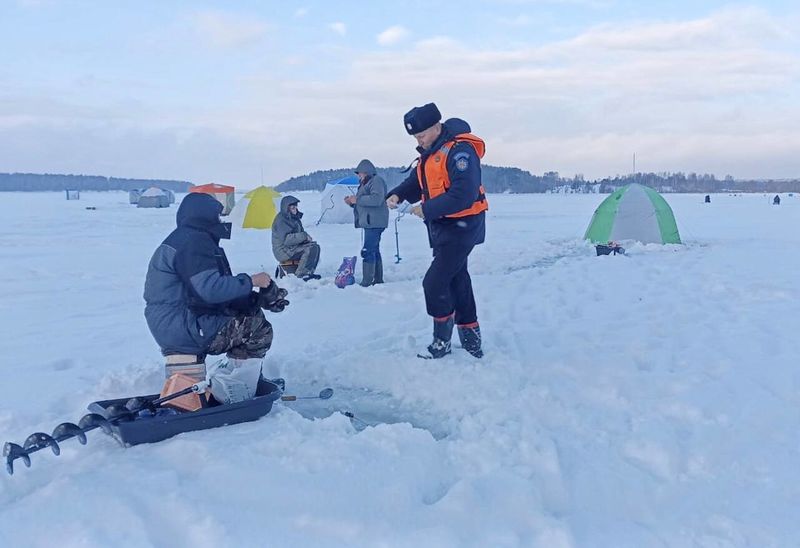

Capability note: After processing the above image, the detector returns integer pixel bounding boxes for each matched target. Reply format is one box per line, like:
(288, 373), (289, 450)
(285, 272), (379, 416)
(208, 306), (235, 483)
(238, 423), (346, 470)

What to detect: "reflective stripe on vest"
(417, 133), (489, 219)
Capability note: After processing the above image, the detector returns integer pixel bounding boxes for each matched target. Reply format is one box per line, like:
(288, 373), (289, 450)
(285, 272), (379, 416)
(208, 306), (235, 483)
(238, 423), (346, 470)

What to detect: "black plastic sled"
(87, 380), (283, 447)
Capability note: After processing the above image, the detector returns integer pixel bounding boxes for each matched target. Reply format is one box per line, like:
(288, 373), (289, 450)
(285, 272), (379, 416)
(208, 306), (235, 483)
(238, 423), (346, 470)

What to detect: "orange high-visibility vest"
(417, 133), (489, 218)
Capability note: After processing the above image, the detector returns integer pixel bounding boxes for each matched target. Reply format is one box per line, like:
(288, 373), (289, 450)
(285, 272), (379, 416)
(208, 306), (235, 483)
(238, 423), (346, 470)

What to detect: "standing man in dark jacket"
(344, 159), (389, 286)
(271, 196), (321, 281)
(144, 192), (289, 402)
(386, 103), (488, 359)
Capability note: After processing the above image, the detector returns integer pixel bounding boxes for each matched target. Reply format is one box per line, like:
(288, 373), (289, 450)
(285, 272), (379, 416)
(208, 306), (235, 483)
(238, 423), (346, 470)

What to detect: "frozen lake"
(1, 190), (798, 547)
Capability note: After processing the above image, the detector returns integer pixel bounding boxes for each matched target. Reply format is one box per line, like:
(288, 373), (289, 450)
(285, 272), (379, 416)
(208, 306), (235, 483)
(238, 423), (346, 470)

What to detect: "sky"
(0, 0), (799, 185)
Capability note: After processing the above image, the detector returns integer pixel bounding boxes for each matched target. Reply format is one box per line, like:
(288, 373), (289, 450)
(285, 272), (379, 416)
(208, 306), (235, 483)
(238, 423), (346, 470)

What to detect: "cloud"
(413, 36), (460, 50)
(294, 8), (308, 18)
(329, 22), (347, 36)
(190, 10), (269, 49)
(565, 7), (788, 52)
(229, 7), (800, 180)
(377, 25), (410, 46)
(2, 6), (799, 183)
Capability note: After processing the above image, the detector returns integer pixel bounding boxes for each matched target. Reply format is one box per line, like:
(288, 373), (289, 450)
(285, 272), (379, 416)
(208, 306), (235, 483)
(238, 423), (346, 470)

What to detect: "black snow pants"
(422, 243), (477, 324)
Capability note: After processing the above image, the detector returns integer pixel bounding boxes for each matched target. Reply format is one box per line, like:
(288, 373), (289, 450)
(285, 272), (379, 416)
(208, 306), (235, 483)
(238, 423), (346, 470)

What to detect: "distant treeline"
(590, 172), (800, 194)
(3, 169), (798, 194)
(276, 165), (551, 193)
(277, 167), (800, 194)
(0, 173), (193, 192)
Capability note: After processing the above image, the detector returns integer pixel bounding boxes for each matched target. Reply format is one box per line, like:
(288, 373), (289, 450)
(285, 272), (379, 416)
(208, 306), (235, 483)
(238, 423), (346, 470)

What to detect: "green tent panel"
(584, 184), (681, 244)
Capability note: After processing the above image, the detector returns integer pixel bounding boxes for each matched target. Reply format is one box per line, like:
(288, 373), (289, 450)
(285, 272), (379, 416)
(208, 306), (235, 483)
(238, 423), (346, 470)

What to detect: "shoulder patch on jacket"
(453, 152), (470, 172)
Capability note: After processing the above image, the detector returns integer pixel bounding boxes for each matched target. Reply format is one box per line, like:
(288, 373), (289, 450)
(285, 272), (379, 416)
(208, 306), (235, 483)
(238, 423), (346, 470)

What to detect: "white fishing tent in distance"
(137, 187), (170, 208)
(318, 176), (359, 224)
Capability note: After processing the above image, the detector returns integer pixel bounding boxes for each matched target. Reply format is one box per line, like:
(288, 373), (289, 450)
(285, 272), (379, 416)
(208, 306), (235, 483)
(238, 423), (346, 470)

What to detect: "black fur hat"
(403, 103), (441, 134)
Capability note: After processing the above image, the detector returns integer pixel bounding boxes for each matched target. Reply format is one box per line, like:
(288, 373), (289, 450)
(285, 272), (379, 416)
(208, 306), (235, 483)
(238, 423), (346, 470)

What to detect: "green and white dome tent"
(584, 183), (681, 244)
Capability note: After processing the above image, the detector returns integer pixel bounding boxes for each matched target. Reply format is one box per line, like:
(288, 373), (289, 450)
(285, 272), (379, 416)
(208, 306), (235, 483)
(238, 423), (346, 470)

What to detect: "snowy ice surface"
(1, 191), (798, 547)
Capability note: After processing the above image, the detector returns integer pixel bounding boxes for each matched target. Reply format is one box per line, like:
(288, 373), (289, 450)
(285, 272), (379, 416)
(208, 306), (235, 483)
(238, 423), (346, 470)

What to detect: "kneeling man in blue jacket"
(144, 192), (289, 403)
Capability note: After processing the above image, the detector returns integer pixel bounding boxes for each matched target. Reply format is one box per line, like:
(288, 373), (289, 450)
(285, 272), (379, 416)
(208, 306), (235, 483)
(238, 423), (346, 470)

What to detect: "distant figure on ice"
(386, 102), (488, 359)
(773, 195), (781, 205)
(144, 193), (290, 404)
(344, 159), (389, 286)
(271, 196), (322, 281)
(704, 195), (711, 203)
(595, 241), (625, 256)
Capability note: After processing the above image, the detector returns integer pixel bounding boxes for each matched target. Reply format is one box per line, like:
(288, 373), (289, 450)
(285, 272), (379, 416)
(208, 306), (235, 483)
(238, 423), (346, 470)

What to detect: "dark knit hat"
(403, 103), (441, 135)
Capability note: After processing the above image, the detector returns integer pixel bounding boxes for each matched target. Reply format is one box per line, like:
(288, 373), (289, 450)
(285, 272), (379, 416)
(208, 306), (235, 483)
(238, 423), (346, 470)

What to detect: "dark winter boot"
(360, 262), (376, 287)
(417, 315), (454, 359)
(374, 257), (384, 284)
(458, 323), (483, 358)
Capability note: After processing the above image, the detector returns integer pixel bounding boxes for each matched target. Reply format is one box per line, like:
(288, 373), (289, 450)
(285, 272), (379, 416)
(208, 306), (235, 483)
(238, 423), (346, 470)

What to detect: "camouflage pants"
(207, 310), (273, 360)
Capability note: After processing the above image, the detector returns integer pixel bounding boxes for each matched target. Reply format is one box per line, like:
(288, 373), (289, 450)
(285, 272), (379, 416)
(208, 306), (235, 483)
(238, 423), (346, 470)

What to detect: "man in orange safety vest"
(386, 103), (488, 359)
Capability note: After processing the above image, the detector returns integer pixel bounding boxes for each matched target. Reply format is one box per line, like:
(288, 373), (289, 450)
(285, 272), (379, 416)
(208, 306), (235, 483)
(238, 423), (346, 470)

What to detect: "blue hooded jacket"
(143, 193), (254, 355)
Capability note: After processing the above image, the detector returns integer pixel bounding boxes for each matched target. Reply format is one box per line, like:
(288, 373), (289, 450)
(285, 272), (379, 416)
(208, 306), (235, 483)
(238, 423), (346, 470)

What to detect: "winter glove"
(226, 290), (262, 315)
(258, 281), (290, 313)
(265, 295), (290, 313)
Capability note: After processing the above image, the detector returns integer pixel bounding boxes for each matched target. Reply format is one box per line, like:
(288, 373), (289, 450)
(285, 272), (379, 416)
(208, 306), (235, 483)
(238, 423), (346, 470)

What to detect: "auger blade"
(125, 397), (154, 414)
(3, 442), (31, 475)
(105, 404), (135, 423)
(78, 413), (112, 434)
(23, 432), (60, 456)
(52, 422), (87, 445)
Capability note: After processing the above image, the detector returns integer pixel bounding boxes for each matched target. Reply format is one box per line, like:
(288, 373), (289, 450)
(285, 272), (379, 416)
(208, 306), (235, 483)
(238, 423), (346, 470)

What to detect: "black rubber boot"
(418, 338), (451, 359)
(374, 257), (384, 284)
(417, 315), (454, 359)
(360, 262), (376, 287)
(458, 323), (483, 358)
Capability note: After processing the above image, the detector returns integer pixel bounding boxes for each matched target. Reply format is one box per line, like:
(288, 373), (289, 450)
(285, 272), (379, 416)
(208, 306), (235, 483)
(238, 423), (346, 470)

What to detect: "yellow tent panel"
(240, 186), (280, 229)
